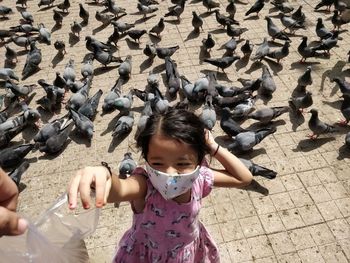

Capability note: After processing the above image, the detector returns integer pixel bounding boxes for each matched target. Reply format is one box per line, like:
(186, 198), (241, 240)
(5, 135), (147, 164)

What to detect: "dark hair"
(136, 108), (210, 163)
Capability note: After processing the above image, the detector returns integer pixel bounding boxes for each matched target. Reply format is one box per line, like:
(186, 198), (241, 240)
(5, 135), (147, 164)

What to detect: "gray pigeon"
(81, 58), (94, 79)
(92, 45), (123, 66)
(0, 144), (34, 168)
(78, 89), (103, 120)
(298, 36), (322, 63)
(199, 95), (216, 130)
(333, 77), (350, 97)
(5, 45), (17, 63)
(339, 95), (350, 125)
(95, 10), (114, 25)
(203, 56), (240, 72)
(63, 59), (76, 89)
(56, 0), (70, 13)
(192, 11), (203, 31)
(102, 79), (123, 112)
(312, 31), (339, 55)
(22, 41), (42, 80)
(53, 9), (63, 26)
(239, 158), (277, 179)
(71, 21), (82, 37)
(265, 16), (290, 41)
(38, 23), (51, 45)
(231, 97), (256, 119)
(226, 0), (236, 18)
(292, 6), (305, 24)
(315, 0), (334, 12)
(135, 100), (152, 139)
(79, 3), (89, 24)
(70, 108), (94, 140)
(111, 20), (134, 33)
(251, 38), (269, 61)
(272, 1), (294, 13)
(220, 107), (247, 136)
(34, 114), (69, 143)
(126, 29), (147, 43)
(137, 3), (158, 18)
(149, 18), (165, 38)
(226, 24), (248, 40)
(0, 68), (19, 81)
(279, 13), (304, 34)
(67, 78), (91, 110)
(165, 56), (181, 98)
(20, 11), (34, 24)
(308, 108), (336, 139)
(180, 75), (198, 102)
(260, 65), (276, 96)
(113, 90), (134, 113)
(156, 45), (179, 59)
(0, 125), (23, 149)
(105, 0), (126, 17)
(228, 127), (277, 153)
(5, 79), (35, 99)
(203, 0), (220, 12)
(112, 111), (134, 138)
(38, 0), (55, 7)
(289, 91), (313, 113)
(85, 36), (110, 53)
(10, 24), (38, 35)
(54, 40), (66, 54)
(245, 0), (264, 16)
(165, 0), (185, 20)
(119, 152), (137, 179)
(247, 106), (289, 124)
(316, 18), (333, 40)
(202, 33), (215, 52)
(345, 132), (350, 148)
(143, 43), (157, 59)
(39, 121), (73, 154)
(9, 161), (29, 187)
(297, 66), (313, 87)
(37, 79), (65, 111)
(224, 38), (237, 54)
(118, 55), (132, 79)
(10, 35), (31, 50)
(266, 41), (290, 64)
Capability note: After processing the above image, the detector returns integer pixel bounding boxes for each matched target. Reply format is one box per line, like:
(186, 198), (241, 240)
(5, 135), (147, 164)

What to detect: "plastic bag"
(0, 193), (100, 263)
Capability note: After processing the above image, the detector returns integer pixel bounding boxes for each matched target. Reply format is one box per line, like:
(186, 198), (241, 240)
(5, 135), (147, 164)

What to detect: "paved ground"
(1, 0), (350, 261)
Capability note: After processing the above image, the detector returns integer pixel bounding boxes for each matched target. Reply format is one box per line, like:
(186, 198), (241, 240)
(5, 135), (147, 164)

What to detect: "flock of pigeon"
(0, 0), (350, 188)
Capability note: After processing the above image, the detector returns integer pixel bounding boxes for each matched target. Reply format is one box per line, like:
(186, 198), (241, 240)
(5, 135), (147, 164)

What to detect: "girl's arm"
(205, 130), (253, 188)
(68, 166), (147, 209)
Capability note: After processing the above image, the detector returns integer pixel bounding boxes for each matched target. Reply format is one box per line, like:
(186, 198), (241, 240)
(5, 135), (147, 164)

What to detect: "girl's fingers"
(94, 170), (107, 208)
(78, 171), (93, 209)
(68, 170), (82, 209)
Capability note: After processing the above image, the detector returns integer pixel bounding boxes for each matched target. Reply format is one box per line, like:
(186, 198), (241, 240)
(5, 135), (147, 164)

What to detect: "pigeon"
(8, 161), (29, 187)
(260, 65), (276, 96)
(180, 75), (198, 102)
(10, 35), (32, 50)
(298, 36), (322, 63)
(113, 90), (134, 113)
(215, 84), (241, 97)
(192, 11), (203, 31)
(226, 0), (237, 19)
(292, 6), (305, 24)
(165, 56), (181, 98)
(126, 29), (147, 43)
(39, 121), (73, 154)
(199, 95), (216, 130)
(81, 58), (94, 79)
(316, 18), (333, 40)
(312, 31), (339, 55)
(332, 11), (347, 30)
(346, 132), (350, 148)
(20, 11), (34, 24)
(95, 10), (114, 25)
(102, 80), (123, 112)
(239, 158), (277, 179)
(135, 100), (152, 139)
(107, 24), (121, 47)
(0, 144), (34, 169)
(38, 0), (55, 7)
(34, 114), (69, 143)
(203, 56), (240, 72)
(149, 18), (165, 38)
(265, 16), (290, 41)
(118, 55), (132, 79)
(85, 36), (110, 53)
(137, 3), (158, 18)
(279, 13), (304, 34)
(339, 95), (350, 125)
(5, 45), (17, 63)
(266, 41), (290, 64)
(192, 74), (210, 97)
(214, 92), (251, 108)
(314, 0), (334, 12)
(70, 108), (94, 140)
(119, 152), (137, 179)
(227, 127), (277, 153)
(22, 41), (42, 80)
(203, 0), (220, 12)
(215, 10), (239, 28)
(0, 68), (19, 81)
(63, 59), (75, 89)
(143, 43), (157, 59)
(202, 33), (215, 52)
(0, 30), (15, 42)
(78, 89), (103, 120)
(333, 77), (350, 97)
(334, 0), (347, 12)
(111, 20), (135, 33)
(289, 91), (313, 113)
(140, 0), (159, 5)
(220, 107), (248, 137)
(0, 125), (23, 149)
(67, 78), (91, 110)
(53, 72), (67, 89)
(247, 106), (289, 124)
(71, 21), (82, 37)
(251, 37), (269, 61)
(156, 45), (179, 59)
(241, 40), (254, 56)
(0, 6), (13, 18)
(105, 0), (126, 17)
(226, 24), (248, 39)
(16, 0), (28, 8)
(308, 108), (336, 139)
(298, 66), (313, 88)
(112, 111), (134, 138)
(56, 0), (70, 13)
(150, 96), (169, 114)
(79, 3), (89, 24)
(5, 80), (35, 99)
(271, 1), (294, 13)
(165, 0), (185, 21)
(10, 24), (38, 35)
(245, 0), (264, 16)
(231, 97), (256, 119)
(53, 9), (63, 26)
(38, 23), (51, 45)
(92, 45), (123, 66)
(223, 38), (237, 54)
(54, 40), (66, 55)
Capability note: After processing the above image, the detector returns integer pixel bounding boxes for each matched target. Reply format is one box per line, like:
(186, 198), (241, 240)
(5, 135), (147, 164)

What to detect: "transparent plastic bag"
(0, 193), (100, 263)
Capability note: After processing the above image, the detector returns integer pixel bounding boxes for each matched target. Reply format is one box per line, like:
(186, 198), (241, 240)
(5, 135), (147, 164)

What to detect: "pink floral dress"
(113, 161), (220, 263)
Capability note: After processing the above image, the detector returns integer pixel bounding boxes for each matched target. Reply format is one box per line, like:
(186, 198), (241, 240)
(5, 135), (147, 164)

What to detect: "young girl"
(68, 108), (253, 262)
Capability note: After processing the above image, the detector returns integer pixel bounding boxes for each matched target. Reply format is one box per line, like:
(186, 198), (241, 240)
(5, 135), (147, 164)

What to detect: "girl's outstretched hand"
(68, 166), (112, 209)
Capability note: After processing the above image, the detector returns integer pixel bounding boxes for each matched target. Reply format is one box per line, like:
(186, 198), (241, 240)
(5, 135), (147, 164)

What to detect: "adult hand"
(0, 168), (27, 237)
(68, 166), (112, 210)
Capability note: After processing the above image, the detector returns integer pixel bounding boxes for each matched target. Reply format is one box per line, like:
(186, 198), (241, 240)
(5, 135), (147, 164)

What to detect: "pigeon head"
(87, 128), (94, 139)
(264, 16), (271, 21)
(309, 108), (318, 116)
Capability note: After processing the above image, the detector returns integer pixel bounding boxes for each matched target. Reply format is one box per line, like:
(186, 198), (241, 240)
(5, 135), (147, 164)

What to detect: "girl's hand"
(68, 166), (112, 209)
(204, 129), (219, 155)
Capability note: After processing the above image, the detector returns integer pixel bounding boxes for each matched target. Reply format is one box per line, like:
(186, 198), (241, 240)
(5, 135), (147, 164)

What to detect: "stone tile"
(307, 185), (332, 203)
(213, 202), (236, 223)
(316, 167), (339, 184)
(247, 235), (274, 259)
(226, 239), (253, 263)
(271, 192), (295, 211)
(254, 256), (278, 263)
(289, 188), (314, 208)
(262, 178), (286, 195)
(338, 239), (350, 261)
(268, 232), (295, 255)
(317, 201), (343, 221)
(308, 223), (336, 246)
(219, 220), (244, 242)
(297, 171), (322, 187)
(206, 223), (224, 244)
(251, 196), (277, 215)
(276, 252), (302, 263)
(318, 243), (348, 263)
(279, 208), (305, 230)
(324, 182), (349, 200)
(288, 227), (316, 250)
(335, 198), (350, 218)
(297, 205), (324, 225)
(218, 243), (233, 263)
(297, 247), (325, 263)
(281, 174), (304, 191)
(232, 198), (257, 219)
(199, 206), (218, 225)
(239, 215), (265, 238)
(327, 219), (350, 241)
(259, 212), (285, 234)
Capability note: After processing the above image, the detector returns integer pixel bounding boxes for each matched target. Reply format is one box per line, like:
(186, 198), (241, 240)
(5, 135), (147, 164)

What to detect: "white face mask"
(145, 163), (200, 200)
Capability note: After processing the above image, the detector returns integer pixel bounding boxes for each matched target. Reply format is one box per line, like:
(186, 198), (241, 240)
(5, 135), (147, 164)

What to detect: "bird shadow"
(134, 15), (156, 24)
(94, 65), (120, 76)
(51, 24), (62, 33)
(245, 179), (269, 196)
(244, 60), (263, 74)
(322, 99), (342, 110)
(37, 107), (55, 123)
(267, 40), (284, 47)
(108, 133), (129, 153)
(238, 147), (268, 159)
(4, 60), (16, 69)
(80, 21), (88, 28)
(68, 33), (80, 47)
(69, 129), (91, 147)
(51, 52), (64, 68)
(257, 92), (273, 105)
(92, 24), (109, 35)
(38, 5), (55, 11)
(22, 125), (40, 143)
(293, 137), (336, 152)
(320, 60), (347, 93)
(243, 15), (259, 21)
(289, 61), (320, 70)
(100, 112), (124, 136)
(17, 50), (28, 56)
(125, 38), (141, 50)
(235, 56), (250, 71)
(338, 144), (350, 160)
(184, 29), (200, 42)
(152, 63), (166, 74)
(262, 57), (283, 75)
(199, 47), (211, 63)
(139, 58), (154, 73)
(149, 34), (161, 45)
(200, 69), (232, 82)
(208, 28), (226, 35)
(164, 19), (181, 25)
(289, 109), (305, 132)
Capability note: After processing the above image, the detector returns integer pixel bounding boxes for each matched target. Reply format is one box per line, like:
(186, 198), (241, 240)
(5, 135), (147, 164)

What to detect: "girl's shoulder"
(197, 158), (214, 198)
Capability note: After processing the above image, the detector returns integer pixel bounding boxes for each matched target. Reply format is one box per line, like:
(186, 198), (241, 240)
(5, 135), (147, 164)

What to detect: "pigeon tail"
(9, 161), (30, 186)
(255, 126), (277, 143)
(251, 164), (277, 179)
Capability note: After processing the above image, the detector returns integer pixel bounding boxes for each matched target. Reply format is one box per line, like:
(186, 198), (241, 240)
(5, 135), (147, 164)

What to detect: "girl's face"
(147, 133), (199, 174)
